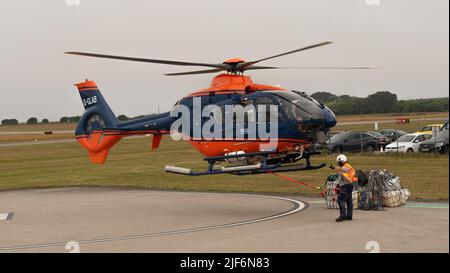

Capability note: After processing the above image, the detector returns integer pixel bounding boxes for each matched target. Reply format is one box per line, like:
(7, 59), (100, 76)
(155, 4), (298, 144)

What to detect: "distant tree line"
(1, 114), (153, 126)
(56, 114), (151, 123)
(59, 116), (81, 123)
(311, 91), (449, 115)
(117, 114), (156, 122)
(1, 119), (19, 125)
(1, 118), (50, 126)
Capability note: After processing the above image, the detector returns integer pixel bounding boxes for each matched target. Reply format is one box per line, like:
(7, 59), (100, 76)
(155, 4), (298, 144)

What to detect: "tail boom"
(73, 80), (172, 164)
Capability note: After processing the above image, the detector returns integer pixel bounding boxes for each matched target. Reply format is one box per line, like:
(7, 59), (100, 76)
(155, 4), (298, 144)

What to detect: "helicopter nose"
(322, 106), (337, 129)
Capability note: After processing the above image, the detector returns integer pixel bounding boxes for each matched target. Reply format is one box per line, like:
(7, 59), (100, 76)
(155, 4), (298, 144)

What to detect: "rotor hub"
(223, 57), (246, 64)
(222, 58), (246, 74)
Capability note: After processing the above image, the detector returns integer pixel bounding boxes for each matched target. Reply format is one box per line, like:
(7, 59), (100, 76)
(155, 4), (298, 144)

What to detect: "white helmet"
(336, 154), (347, 164)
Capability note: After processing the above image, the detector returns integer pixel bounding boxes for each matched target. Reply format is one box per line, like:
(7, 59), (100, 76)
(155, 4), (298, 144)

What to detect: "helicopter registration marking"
(83, 96), (97, 107)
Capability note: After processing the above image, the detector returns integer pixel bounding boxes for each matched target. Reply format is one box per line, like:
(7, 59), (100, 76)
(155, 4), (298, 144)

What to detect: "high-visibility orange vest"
(341, 162), (358, 183)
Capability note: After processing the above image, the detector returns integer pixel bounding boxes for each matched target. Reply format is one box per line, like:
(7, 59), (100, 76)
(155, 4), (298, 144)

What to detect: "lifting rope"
(267, 171), (322, 191)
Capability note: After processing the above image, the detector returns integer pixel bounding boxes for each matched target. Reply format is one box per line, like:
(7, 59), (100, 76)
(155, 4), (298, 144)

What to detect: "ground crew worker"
(329, 154), (358, 222)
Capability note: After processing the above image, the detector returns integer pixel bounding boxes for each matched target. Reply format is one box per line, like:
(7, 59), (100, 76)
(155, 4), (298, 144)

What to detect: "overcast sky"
(0, 0), (448, 121)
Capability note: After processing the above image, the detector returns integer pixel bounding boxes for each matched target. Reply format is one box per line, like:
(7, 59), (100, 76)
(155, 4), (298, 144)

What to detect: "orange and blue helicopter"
(66, 42), (371, 176)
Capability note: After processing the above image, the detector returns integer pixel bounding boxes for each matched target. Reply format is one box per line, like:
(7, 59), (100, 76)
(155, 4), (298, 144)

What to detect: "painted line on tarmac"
(404, 202), (448, 209)
(308, 199), (448, 209)
(0, 139), (75, 147)
(0, 135), (148, 148)
(0, 131), (73, 135)
(0, 194), (306, 251)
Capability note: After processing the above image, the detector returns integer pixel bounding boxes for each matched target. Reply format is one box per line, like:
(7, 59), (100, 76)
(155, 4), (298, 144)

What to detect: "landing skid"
(165, 150), (326, 176)
(243, 162), (327, 175)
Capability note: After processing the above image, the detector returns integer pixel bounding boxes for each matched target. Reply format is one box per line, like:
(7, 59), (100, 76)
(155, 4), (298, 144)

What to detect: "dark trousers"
(337, 184), (353, 218)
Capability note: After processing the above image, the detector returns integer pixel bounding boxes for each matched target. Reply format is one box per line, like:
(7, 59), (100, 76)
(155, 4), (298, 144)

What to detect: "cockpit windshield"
(270, 91), (324, 122)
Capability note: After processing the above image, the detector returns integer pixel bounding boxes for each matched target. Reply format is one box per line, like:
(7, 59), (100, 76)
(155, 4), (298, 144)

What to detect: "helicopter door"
(237, 101), (256, 139)
(218, 101), (256, 140)
(220, 97), (281, 140)
(254, 96), (284, 137)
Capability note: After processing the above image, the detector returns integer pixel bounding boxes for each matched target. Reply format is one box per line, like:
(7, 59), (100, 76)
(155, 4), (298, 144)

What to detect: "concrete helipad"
(0, 187), (447, 253)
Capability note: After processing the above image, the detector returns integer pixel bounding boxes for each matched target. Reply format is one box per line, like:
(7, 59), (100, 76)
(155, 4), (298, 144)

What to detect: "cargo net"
(324, 170), (410, 210)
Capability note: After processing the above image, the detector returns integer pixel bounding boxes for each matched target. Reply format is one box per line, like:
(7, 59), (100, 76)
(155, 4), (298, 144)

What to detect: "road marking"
(404, 202), (448, 209)
(0, 194), (306, 251)
(0, 212), (14, 221)
(0, 139), (75, 147)
(0, 131), (74, 135)
(0, 135), (147, 148)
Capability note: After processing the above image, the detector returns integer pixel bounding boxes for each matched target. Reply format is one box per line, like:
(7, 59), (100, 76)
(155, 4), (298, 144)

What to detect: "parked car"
(326, 131), (379, 153)
(440, 121), (449, 131)
(436, 138), (449, 154)
(368, 131), (392, 148)
(415, 124), (443, 135)
(385, 133), (432, 153)
(377, 129), (408, 142)
(419, 130), (449, 154)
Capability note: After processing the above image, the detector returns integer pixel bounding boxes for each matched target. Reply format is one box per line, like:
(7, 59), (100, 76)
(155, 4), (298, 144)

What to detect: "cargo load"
(324, 170), (410, 209)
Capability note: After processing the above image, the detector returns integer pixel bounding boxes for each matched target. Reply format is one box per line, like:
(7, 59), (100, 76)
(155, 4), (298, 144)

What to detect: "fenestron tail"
(74, 80), (121, 164)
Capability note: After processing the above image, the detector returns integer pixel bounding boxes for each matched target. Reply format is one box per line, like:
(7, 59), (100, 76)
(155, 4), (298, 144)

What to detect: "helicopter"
(66, 42), (371, 176)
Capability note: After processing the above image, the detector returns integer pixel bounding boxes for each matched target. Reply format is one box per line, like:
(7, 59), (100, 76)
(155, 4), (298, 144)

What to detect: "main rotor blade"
(164, 66), (375, 76)
(246, 66), (376, 70)
(165, 68), (225, 76)
(238, 41), (333, 70)
(65, 52), (226, 69)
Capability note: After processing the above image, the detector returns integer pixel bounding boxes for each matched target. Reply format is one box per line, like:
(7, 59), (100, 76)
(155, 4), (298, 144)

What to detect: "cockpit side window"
(254, 96), (283, 122)
(218, 100), (256, 125)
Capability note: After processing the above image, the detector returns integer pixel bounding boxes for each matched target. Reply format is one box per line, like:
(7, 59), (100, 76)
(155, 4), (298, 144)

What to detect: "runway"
(0, 188), (448, 253)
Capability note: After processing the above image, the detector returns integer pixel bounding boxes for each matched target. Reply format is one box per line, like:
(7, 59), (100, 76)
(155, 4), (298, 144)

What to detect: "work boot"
(335, 216), (345, 222)
(344, 216), (353, 221)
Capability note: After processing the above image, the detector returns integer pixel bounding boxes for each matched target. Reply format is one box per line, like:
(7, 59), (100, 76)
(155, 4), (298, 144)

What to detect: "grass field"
(334, 112), (448, 132)
(0, 136), (447, 201)
(0, 123), (74, 143)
